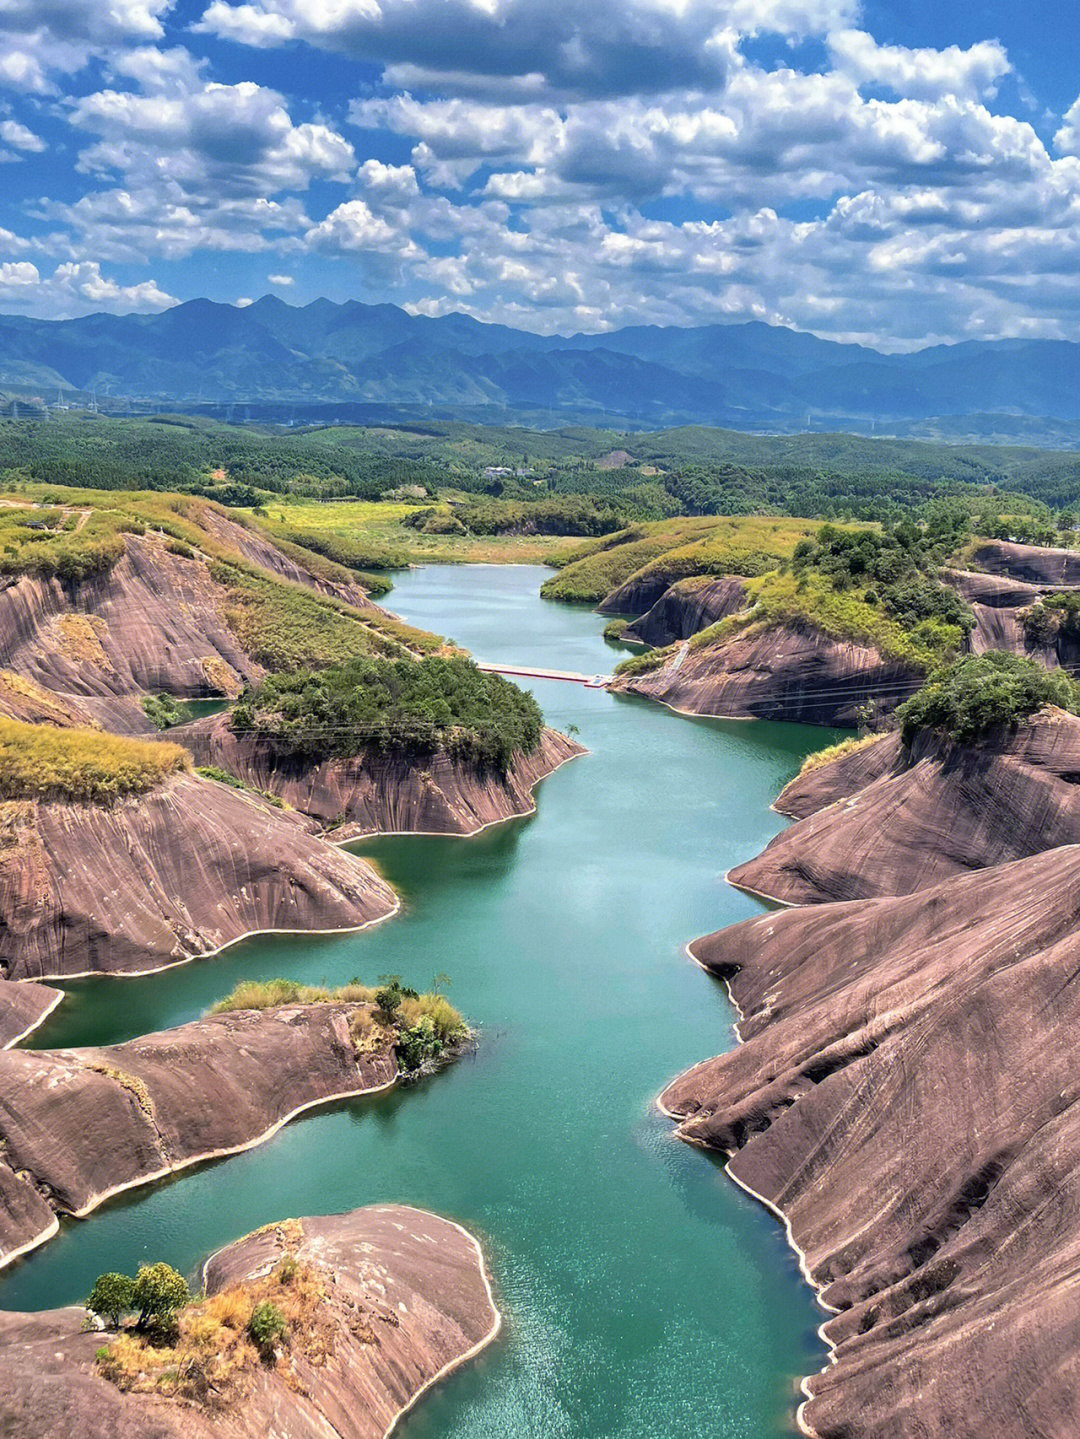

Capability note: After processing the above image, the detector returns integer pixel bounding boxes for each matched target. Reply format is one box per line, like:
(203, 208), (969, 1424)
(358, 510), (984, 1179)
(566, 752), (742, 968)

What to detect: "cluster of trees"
(230, 656), (544, 773)
(895, 652), (1078, 742)
(87, 1263), (190, 1331)
(405, 495), (634, 538)
(0, 416), (440, 502)
(792, 516), (975, 640)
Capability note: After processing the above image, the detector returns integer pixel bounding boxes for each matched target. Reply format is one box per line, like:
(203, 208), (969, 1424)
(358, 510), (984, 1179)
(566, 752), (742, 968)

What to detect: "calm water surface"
(3, 565), (841, 1438)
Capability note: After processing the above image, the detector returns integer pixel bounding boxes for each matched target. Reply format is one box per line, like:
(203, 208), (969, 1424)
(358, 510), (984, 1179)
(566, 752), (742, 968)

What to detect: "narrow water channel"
(3, 565), (839, 1438)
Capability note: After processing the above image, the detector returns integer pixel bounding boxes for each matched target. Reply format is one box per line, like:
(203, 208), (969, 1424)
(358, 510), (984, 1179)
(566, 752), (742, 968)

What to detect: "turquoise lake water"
(2, 564), (840, 1438)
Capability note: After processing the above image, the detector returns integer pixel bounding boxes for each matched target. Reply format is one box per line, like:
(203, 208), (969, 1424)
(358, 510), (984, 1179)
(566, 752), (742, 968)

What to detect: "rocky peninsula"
(0, 767), (396, 981)
(0, 1204), (499, 1438)
(663, 845), (1080, 1439)
(0, 991), (461, 1267)
(730, 705), (1080, 903)
(177, 711), (583, 838)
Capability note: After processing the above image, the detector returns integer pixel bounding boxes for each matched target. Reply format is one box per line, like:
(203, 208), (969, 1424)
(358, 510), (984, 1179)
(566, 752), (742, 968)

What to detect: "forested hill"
(5, 297), (1080, 444)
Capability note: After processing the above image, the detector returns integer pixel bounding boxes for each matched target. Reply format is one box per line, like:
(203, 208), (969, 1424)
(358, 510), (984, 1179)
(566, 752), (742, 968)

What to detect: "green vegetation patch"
(0, 503), (127, 581)
(542, 515), (832, 604)
(231, 655), (543, 773)
(208, 975), (469, 1075)
(1022, 591), (1080, 648)
(210, 560), (435, 671)
(895, 651), (1078, 742)
(0, 718), (188, 804)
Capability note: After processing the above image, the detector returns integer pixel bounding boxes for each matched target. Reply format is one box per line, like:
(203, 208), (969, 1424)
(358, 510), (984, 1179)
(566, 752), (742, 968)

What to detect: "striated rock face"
(0, 1004), (399, 1267)
(195, 507), (380, 613)
(0, 526), (382, 735)
(0, 978), (62, 1049)
(970, 538), (1080, 586)
(612, 621), (922, 727)
(0, 535), (262, 733)
(596, 571), (676, 617)
(175, 715), (584, 838)
(622, 576), (748, 646)
(730, 707), (1080, 904)
(663, 846), (1080, 1439)
(0, 775), (396, 981)
(943, 568), (1046, 655)
(0, 1204), (499, 1438)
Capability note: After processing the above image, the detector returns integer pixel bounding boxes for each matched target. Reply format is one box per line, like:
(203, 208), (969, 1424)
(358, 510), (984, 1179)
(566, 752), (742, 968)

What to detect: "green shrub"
(248, 1300), (287, 1357)
(396, 1017), (442, 1072)
(195, 764), (246, 788)
(895, 651), (1078, 742)
(142, 693), (191, 730)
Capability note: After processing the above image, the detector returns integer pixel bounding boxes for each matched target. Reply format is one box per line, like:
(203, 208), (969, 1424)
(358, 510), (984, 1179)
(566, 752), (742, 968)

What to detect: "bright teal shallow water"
(3, 564), (840, 1438)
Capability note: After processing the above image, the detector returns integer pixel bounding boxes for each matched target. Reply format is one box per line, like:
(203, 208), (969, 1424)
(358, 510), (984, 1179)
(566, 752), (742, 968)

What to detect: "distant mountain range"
(3, 296), (1080, 443)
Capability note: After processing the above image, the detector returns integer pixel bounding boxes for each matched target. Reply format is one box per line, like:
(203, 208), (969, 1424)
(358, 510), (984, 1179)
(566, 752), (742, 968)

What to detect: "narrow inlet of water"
(4, 564), (841, 1438)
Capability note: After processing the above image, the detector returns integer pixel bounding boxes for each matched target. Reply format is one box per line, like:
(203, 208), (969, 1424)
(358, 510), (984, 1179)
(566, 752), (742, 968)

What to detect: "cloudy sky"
(0, 0), (1077, 346)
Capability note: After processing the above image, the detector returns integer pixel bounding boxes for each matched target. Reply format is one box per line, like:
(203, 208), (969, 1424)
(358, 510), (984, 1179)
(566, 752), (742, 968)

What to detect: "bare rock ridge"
(0, 1003), (400, 1268)
(970, 538), (1080, 586)
(177, 714), (585, 837)
(622, 576), (748, 647)
(0, 773), (396, 981)
(663, 846), (1080, 1439)
(0, 1204), (500, 1439)
(0, 977), (62, 1049)
(612, 620), (922, 727)
(729, 706), (1080, 904)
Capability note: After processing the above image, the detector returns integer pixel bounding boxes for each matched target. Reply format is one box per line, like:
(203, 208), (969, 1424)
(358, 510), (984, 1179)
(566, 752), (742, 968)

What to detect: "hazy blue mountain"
(2, 297), (1079, 441)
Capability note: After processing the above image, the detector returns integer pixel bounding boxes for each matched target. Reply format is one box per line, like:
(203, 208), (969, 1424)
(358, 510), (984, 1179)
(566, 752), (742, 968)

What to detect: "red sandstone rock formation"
(0, 1204), (499, 1438)
(611, 620), (922, 727)
(730, 707), (1080, 903)
(0, 978), (62, 1049)
(0, 526), (383, 735)
(969, 538), (1080, 586)
(175, 714), (584, 838)
(663, 846), (1080, 1439)
(0, 774), (396, 981)
(622, 576), (749, 646)
(0, 1003), (400, 1267)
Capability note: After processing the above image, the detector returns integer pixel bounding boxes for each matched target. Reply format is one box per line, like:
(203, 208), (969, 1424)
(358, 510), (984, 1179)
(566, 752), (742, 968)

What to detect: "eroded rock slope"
(0, 775), (396, 980)
(0, 1003), (399, 1267)
(730, 706), (1080, 903)
(664, 848), (1080, 1439)
(177, 715), (584, 837)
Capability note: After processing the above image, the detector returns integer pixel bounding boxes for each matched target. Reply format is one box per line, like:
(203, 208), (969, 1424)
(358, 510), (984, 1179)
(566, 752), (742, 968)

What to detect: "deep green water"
(2, 564), (840, 1438)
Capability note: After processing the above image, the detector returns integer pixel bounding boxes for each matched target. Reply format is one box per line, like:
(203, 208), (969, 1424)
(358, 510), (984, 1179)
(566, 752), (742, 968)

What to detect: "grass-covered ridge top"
(895, 651), (1079, 743)
(0, 484), (446, 667)
(231, 655), (544, 773)
(541, 515), (843, 604)
(612, 516), (975, 674)
(0, 718), (188, 803)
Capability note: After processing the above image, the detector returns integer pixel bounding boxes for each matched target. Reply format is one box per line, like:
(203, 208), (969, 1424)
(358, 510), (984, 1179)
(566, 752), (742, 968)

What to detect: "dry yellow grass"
(96, 1250), (335, 1409)
(0, 671), (99, 728)
(797, 732), (888, 775)
(0, 718), (188, 804)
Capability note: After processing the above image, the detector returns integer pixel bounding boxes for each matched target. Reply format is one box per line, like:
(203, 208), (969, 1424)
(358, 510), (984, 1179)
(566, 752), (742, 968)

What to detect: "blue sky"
(0, 0), (1077, 347)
